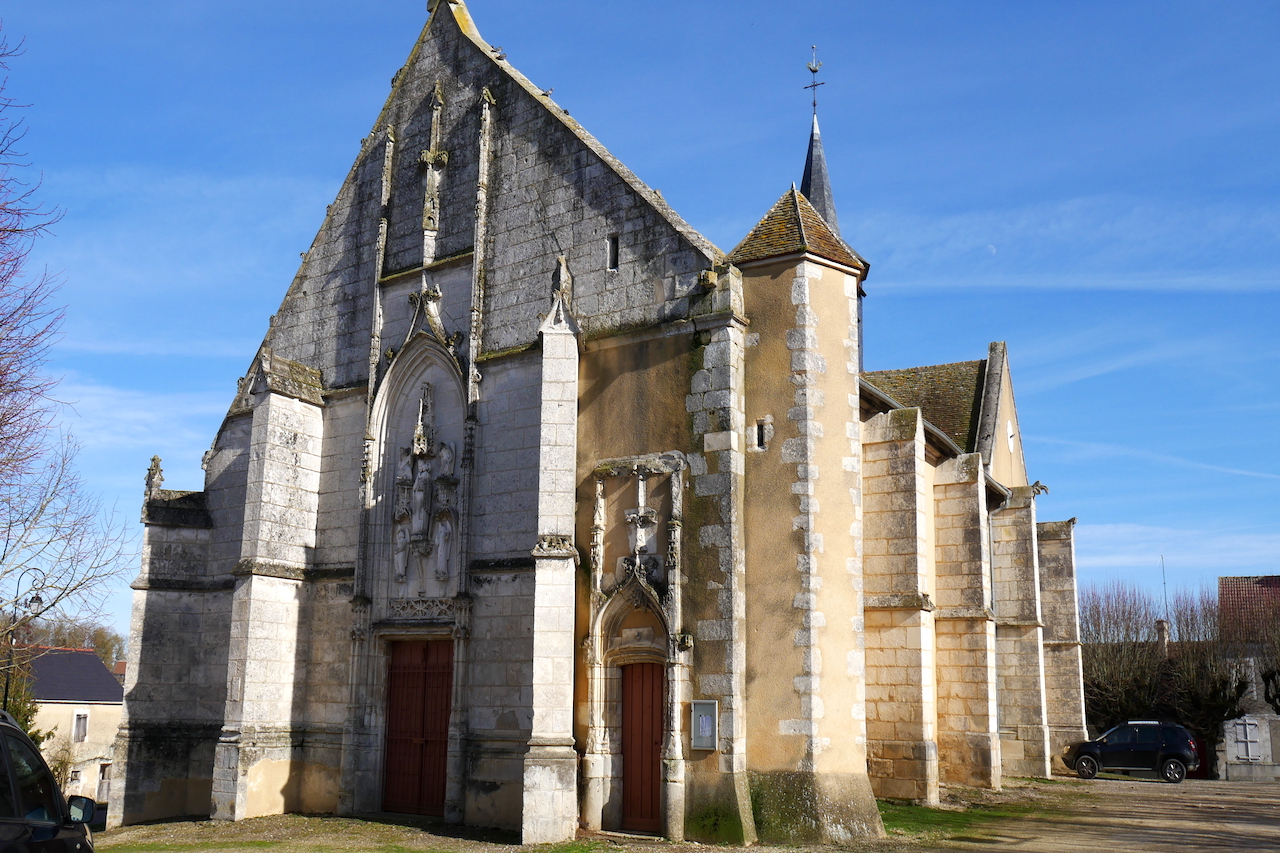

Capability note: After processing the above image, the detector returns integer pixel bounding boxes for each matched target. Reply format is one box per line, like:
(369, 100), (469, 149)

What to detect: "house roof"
(1219, 576), (1280, 631)
(29, 648), (123, 704)
(863, 359), (987, 452)
(728, 187), (867, 274)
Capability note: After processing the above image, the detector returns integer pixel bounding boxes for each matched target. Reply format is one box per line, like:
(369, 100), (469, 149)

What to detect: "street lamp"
(2, 572), (44, 714)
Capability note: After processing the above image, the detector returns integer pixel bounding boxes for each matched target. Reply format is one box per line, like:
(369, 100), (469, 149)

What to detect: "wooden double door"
(620, 662), (664, 834)
(383, 640), (454, 815)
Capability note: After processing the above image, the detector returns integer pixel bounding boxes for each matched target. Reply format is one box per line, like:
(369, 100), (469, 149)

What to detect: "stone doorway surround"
(580, 452), (690, 840)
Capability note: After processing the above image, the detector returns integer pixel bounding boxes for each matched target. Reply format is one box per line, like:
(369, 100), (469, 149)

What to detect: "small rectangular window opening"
(756, 422), (767, 449)
(607, 234), (620, 270)
(73, 714), (88, 743)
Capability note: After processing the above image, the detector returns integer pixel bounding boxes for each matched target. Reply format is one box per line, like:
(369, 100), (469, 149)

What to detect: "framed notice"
(690, 700), (718, 751)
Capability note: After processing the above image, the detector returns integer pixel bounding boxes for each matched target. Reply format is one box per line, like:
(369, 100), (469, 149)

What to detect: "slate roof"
(1219, 576), (1280, 632)
(863, 359), (987, 452)
(801, 114), (840, 238)
(728, 187), (867, 273)
(29, 648), (123, 704)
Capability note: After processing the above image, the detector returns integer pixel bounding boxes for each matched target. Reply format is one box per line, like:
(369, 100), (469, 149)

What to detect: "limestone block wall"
(684, 298), (756, 843)
(932, 454), (1000, 789)
(992, 487), (1050, 778)
(464, 570), (535, 827)
(861, 407), (939, 805)
(261, 3), (718, 396)
(472, 357), (542, 559)
(112, 584), (230, 826)
(205, 414), (253, 578)
(1036, 520), (1087, 766)
(314, 393), (366, 568)
(520, 300), (580, 844)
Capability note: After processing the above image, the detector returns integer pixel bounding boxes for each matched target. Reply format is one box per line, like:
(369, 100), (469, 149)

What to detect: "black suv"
(1062, 720), (1200, 783)
(0, 710), (95, 850)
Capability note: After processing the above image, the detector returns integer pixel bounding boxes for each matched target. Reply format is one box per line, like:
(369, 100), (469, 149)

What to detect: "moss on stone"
(684, 801), (745, 844)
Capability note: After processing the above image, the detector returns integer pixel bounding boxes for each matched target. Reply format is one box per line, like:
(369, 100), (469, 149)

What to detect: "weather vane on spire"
(805, 46), (825, 116)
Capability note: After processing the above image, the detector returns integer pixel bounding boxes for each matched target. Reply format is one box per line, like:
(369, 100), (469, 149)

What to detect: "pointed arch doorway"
(621, 661), (664, 833)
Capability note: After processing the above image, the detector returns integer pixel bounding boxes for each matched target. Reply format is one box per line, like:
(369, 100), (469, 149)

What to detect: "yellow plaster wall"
(243, 759), (340, 819)
(988, 360), (1028, 488)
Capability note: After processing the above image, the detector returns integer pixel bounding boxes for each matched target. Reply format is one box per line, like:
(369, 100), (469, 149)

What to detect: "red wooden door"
(383, 640), (453, 815)
(621, 662), (664, 833)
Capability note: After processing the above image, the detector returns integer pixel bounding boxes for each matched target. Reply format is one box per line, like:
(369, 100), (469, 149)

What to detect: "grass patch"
(877, 799), (1038, 840)
(102, 843), (282, 853)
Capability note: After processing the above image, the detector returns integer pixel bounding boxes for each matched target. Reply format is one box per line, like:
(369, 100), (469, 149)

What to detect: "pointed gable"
(728, 187), (866, 273)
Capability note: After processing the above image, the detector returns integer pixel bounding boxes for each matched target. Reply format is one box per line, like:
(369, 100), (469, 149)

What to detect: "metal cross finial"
(804, 45), (825, 115)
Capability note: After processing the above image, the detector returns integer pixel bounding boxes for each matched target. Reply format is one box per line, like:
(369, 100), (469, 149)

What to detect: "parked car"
(0, 709), (95, 850)
(1062, 720), (1200, 783)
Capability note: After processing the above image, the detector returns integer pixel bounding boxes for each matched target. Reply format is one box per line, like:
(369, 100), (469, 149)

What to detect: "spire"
(801, 114), (840, 238)
(800, 47), (840, 238)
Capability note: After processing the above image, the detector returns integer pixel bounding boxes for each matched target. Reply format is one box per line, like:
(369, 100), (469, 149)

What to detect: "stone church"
(112, 0), (1086, 843)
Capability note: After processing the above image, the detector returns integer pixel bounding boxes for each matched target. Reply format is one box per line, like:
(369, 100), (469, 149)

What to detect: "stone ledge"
(934, 605), (995, 621)
(865, 593), (935, 612)
(131, 576), (235, 592)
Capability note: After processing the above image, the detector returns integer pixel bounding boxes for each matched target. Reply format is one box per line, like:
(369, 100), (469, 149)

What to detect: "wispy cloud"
(1032, 436), (1280, 482)
(1076, 522), (1280, 590)
(850, 195), (1280, 293)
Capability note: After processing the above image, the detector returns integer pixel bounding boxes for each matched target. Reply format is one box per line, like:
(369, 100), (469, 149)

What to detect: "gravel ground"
(94, 776), (1280, 853)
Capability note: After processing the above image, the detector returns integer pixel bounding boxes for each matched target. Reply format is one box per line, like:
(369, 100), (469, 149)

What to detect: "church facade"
(112, 1), (1086, 843)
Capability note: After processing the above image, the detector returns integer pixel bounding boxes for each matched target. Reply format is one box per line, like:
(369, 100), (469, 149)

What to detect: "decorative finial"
(146, 456), (164, 498)
(805, 46), (825, 116)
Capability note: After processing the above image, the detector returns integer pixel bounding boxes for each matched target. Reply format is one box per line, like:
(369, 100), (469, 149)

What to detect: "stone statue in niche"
(393, 524), (410, 582)
(431, 513), (454, 581)
(617, 474), (662, 586)
(411, 454), (433, 538)
(390, 381), (460, 598)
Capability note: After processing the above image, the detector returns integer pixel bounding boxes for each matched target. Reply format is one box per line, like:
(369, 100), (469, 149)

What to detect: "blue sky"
(5, 1), (1279, 633)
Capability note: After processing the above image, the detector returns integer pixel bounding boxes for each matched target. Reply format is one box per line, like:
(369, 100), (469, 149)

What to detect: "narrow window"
(756, 422), (767, 450)
(69, 771), (81, 785)
(73, 714), (88, 743)
(607, 234), (619, 270)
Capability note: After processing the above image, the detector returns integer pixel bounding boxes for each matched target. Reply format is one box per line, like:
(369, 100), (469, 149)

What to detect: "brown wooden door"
(621, 662), (664, 833)
(383, 639), (453, 815)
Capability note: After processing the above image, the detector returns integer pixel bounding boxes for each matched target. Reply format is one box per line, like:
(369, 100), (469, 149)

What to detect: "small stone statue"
(393, 524), (410, 582)
(411, 456), (432, 537)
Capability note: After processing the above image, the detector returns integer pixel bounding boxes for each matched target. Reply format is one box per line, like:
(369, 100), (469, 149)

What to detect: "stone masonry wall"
(1036, 520), (1087, 768)
(932, 454), (1000, 789)
(861, 407), (939, 805)
(992, 487), (1050, 778)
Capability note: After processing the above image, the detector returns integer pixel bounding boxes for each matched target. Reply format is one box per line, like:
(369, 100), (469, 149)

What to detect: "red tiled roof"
(1219, 576), (1280, 631)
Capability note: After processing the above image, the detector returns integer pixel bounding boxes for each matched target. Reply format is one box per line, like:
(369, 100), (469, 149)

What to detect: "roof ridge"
(419, 1), (722, 263)
(867, 358), (986, 374)
(790, 186), (810, 251)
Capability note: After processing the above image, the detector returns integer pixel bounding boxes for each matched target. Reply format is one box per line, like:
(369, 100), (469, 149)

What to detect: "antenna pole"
(1161, 554), (1169, 621)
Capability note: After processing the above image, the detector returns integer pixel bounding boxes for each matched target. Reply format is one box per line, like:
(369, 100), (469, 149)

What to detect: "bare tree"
(26, 617), (127, 668)
(0, 32), (61, 496)
(0, 27), (131, 693)
(1079, 581), (1164, 732)
(1165, 588), (1248, 777)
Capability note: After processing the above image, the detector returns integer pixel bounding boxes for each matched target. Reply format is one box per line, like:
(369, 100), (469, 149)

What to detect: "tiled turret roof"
(728, 187), (867, 273)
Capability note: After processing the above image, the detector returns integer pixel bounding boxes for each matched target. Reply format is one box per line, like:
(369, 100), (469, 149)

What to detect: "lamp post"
(2, 571), (44, 714)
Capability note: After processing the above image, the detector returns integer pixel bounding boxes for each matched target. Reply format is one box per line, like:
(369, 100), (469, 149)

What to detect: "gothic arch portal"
(580, 453), (690, 837)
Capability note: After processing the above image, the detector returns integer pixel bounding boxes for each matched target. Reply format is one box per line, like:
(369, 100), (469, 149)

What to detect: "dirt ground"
(94, 777), (1280, 853)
